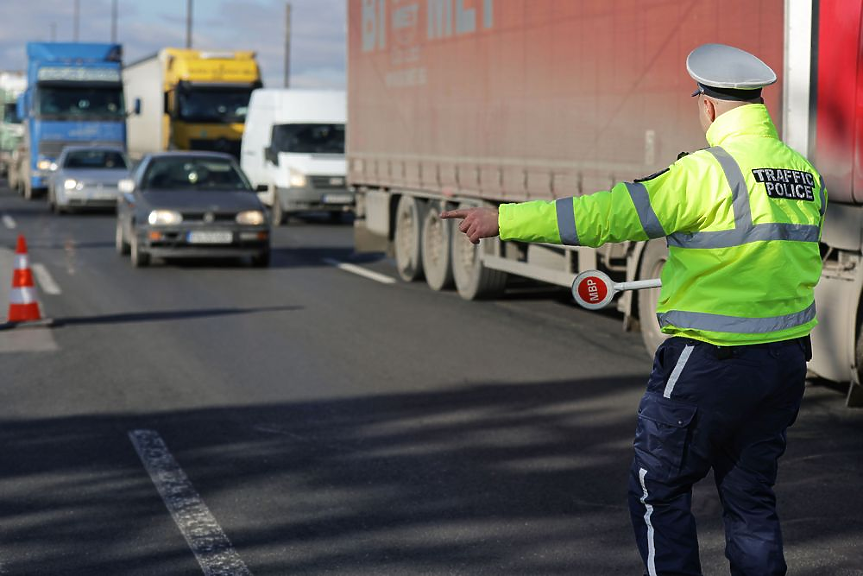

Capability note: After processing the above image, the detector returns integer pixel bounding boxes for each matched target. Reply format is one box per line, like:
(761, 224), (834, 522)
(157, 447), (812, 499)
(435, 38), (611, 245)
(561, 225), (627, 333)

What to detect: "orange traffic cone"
(7, 235), (44, 323)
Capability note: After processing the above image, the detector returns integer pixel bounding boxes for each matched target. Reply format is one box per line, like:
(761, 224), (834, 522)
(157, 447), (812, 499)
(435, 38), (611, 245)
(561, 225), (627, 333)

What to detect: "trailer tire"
(451, 204), (507, 300)
(394, 195), (427, 282)
(637, 238), (669, 356)
(421, 204), (454, 291)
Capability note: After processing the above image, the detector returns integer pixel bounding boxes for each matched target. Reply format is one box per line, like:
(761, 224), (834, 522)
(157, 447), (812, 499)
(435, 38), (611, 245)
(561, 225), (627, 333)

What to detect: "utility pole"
(284, 3), (292, 87)
(111, 0), (118, 44)
(73, 0), (80, 41)
(186, 0), (193, 48)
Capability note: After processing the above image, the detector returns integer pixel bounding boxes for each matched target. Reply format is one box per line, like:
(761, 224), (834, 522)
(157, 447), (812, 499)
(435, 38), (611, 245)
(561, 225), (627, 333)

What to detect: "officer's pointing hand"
(440, 207), (500, 245)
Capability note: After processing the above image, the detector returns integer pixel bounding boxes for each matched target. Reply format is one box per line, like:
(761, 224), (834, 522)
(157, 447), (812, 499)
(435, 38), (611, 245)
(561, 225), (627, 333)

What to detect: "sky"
(0, 0), (346, 89)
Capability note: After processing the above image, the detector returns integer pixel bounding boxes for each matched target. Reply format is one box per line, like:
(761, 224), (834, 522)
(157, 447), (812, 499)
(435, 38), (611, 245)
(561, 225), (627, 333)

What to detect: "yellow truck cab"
(124, 49), (261, 159)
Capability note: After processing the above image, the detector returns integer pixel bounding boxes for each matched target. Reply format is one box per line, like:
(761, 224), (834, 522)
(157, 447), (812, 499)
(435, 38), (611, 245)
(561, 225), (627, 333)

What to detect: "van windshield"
(271, 123), (344, 154)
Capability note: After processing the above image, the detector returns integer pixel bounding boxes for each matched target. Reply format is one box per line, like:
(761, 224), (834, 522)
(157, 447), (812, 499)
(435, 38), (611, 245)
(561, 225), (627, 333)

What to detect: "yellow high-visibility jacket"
(498, 104), (826, 346)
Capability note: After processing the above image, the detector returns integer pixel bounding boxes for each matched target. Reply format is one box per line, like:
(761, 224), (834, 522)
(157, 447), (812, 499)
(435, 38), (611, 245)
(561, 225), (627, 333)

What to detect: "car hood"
(60, 168), (131, 184)
(140, 190), (263, 212)
(276, 153), (346, 176)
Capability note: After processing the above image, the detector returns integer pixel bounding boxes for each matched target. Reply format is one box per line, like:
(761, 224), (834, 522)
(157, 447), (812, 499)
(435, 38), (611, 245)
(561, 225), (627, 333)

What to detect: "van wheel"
(394, 195), (427, 282)
(421, 203), (454, 291)
(637, 239), (669, 356)
(272, 196), (284, 226)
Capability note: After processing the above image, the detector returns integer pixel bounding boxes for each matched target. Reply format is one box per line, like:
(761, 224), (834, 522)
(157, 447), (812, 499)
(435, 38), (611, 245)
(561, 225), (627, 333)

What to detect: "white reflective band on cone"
(10, 287), (37, 305)
(14, 254), (29, 270)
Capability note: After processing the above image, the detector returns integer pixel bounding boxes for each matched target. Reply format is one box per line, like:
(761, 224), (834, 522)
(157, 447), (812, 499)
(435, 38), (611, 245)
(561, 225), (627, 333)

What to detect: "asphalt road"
(0, 180), (861, 576)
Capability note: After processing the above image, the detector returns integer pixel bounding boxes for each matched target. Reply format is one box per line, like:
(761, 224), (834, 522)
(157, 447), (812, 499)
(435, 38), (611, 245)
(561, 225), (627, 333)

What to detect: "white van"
(241, 89), (350, 224)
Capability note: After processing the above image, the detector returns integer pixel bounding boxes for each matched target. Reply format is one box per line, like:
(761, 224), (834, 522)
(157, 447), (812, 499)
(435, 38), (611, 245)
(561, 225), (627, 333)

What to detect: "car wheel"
(115, 220), (130, 255)
(251, 250), (271, 268)
(130, 233), (150, 267)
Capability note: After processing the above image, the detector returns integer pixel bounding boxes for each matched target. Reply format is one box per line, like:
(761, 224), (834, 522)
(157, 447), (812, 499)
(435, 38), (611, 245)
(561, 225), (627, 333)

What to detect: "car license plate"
(322, 193), (353, 204)
(187, 231), (233, 244)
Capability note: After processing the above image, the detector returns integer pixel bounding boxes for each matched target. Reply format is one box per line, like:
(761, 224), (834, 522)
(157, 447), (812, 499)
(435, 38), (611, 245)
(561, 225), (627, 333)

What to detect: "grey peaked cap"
(686, 43), (777, 90)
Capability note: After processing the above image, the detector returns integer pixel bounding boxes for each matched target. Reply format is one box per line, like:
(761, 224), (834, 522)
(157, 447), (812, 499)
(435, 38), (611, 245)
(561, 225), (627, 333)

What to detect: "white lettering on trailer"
(362, 0), (387, 52)
(429, 0), (494, 38)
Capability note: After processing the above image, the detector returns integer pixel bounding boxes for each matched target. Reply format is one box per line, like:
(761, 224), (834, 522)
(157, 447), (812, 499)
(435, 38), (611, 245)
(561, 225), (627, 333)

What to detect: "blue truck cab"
(16, 42), (126, 199)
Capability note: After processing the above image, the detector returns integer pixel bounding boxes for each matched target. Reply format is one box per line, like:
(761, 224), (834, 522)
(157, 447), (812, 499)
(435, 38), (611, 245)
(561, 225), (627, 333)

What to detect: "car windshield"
(37, 86), (125, 119)
(141, 157), (251, 191)
(177, 88), (252, 123)
(64, 150), (127, 169)
(271, 123), (345, 154)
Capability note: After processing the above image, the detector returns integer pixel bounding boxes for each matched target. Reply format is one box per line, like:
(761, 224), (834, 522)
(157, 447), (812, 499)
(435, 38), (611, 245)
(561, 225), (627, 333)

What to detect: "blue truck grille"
(38, 140), (119, 158)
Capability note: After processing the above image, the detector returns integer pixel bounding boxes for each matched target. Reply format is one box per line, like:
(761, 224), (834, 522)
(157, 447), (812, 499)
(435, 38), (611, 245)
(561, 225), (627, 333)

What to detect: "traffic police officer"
(442, 44), (826, 575)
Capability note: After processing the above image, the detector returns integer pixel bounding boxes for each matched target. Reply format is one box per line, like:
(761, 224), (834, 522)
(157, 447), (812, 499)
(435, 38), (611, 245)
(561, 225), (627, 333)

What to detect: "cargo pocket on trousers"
(633, 392), (697, 482)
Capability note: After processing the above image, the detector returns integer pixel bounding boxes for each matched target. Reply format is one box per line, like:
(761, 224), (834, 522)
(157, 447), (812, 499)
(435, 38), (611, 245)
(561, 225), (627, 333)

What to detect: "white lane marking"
(31, 263), (62, 295)
(323, 258), (396, 285)
(2, 215), (16, 230)
(128, 430), (253, 576)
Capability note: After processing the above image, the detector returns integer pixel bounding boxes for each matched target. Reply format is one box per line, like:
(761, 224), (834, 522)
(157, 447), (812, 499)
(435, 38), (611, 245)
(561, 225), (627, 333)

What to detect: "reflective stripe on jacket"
(498, 104), (826, 346)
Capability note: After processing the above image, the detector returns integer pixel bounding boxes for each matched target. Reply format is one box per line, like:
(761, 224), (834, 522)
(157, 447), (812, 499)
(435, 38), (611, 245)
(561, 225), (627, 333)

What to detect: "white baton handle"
(614, 278), (662, 292)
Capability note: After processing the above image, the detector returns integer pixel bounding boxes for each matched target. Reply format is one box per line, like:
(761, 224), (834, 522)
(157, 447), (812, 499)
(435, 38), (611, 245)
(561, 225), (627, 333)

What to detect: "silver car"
(48, 146), (131, 213)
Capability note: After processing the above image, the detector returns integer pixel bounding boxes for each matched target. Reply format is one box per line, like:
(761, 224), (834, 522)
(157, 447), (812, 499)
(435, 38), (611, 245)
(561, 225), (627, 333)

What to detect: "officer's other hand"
(440, 207), (500, 245)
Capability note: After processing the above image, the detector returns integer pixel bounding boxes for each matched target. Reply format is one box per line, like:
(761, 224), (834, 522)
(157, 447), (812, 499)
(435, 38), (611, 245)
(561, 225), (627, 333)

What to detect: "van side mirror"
(133, 98), (142, 115)
(255, 184), (268, 193)
(264, 146), (279, 166)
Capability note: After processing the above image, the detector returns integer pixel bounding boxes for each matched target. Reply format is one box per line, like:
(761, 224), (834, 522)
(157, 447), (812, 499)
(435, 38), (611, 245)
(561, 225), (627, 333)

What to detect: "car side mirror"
(118, 179), (135, 194)
(265, 146), (279, 166)
(255, 184), (268, 193)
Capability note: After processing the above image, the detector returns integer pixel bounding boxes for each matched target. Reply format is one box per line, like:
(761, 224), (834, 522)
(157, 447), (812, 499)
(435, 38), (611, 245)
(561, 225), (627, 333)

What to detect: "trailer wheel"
(451, 204), (507, 300)
(637, 238), (669, 356)
(421, 204), (454, 291)
(394, 195), (427, 282)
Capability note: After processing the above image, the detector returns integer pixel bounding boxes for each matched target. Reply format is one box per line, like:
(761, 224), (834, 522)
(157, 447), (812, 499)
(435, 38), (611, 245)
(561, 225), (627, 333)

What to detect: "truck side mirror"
(133, 98), (142, 115)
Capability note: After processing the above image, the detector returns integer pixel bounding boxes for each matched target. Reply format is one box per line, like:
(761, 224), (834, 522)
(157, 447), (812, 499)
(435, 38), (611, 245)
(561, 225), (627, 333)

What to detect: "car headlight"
(289, 173), (307, 187)
(236, 210), (265, 225)
(147, 210), (183, 225)
(64, 179), (79, 190)
(37, 159), (52, 171)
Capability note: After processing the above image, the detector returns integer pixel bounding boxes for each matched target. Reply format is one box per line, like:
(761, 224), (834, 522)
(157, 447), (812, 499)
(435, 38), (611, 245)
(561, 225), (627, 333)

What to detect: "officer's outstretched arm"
(495, 157), (704, 248)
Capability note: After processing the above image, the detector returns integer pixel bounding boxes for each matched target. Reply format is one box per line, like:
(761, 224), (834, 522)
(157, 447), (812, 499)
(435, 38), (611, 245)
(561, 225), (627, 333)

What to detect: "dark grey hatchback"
(115, 152), (270, 267)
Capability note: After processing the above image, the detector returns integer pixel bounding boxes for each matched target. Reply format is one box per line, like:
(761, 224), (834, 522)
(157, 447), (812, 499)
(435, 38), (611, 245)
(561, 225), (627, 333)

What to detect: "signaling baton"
(572, 270), (662, 310)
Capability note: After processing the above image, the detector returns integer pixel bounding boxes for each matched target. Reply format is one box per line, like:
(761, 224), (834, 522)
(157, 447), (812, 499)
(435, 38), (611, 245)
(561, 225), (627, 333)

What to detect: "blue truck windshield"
(37, 86), (125, 119)
(177, 89), (252, 123)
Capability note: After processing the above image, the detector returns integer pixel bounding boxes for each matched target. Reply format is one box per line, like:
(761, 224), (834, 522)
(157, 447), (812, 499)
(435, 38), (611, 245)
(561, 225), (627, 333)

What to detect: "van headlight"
(236, 210), (265, 225)
(289, 173), (307, 187)
(64, 179), (79, 190)
(148, 210), (183, 225)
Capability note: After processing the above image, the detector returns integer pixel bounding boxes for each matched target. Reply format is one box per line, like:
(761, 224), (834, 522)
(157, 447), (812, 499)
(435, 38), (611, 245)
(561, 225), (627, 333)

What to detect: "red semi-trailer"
(348, 0), (863, 406)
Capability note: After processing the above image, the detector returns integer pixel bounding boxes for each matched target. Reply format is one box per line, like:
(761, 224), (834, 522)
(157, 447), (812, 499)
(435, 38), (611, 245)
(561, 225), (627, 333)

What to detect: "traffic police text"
(752, 168), (815, 201)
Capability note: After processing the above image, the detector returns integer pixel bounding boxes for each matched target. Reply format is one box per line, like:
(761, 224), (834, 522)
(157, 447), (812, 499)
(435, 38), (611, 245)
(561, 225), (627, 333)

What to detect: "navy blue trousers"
(628, 336), (808, 576)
